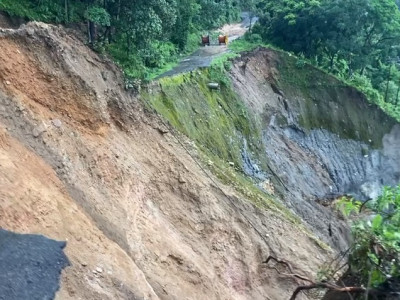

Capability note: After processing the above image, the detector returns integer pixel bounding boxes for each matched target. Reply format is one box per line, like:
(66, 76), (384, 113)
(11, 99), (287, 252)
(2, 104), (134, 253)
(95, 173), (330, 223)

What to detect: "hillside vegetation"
(246, 0), (400, 121)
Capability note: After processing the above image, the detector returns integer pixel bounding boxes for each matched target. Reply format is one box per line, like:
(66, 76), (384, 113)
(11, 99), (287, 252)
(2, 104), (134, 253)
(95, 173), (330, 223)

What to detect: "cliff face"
(0, 23), (332, 300)
(230, 48), (399, 245)
(145, 48), (399, 251)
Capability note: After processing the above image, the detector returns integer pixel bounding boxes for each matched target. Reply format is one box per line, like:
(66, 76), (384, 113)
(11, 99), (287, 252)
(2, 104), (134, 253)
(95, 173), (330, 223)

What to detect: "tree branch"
(263, 256), (294, 273)
(290, 282), (366, 300)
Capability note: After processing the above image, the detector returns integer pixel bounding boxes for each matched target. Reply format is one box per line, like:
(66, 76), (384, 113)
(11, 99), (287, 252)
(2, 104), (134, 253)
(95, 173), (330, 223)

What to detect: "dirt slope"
(0, 23), (330, 300)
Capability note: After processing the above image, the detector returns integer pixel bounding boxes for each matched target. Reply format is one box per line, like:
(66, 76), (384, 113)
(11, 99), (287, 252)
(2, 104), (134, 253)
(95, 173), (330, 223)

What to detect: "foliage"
(253, 0), (400, 121)
(337, 186), (400, 287)
(85, 6), (110, 26)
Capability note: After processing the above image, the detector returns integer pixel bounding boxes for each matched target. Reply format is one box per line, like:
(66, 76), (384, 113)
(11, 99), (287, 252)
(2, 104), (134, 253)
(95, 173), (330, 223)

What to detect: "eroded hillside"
(0, 23), (338, 300)
(145, 48), (399, 252)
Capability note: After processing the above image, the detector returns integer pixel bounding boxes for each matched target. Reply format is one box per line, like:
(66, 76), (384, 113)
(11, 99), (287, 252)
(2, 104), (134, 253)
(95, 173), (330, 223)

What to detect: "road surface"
(158, 12), (258, 79)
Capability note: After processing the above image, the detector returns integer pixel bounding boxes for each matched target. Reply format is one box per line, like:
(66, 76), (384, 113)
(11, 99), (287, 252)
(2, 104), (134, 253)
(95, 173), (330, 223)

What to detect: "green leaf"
(372, 214), (383, 231)
(370, 269), (386, 286)
(368, 253), (380, 265)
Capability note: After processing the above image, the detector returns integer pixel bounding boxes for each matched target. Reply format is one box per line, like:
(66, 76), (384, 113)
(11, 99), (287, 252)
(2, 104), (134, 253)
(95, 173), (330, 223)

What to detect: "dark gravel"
(0, 229), (69, 300)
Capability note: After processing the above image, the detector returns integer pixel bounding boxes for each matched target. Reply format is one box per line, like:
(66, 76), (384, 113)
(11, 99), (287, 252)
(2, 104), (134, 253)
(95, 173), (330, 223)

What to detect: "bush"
(348, 74), (383, 105)
(245, 32), (262, 44)
(339, 186), (400, 287)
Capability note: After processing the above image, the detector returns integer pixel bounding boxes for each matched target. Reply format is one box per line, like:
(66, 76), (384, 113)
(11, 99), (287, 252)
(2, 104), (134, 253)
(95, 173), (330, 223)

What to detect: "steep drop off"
(0, 23), (334, 300)
(144, 48), (400, 251)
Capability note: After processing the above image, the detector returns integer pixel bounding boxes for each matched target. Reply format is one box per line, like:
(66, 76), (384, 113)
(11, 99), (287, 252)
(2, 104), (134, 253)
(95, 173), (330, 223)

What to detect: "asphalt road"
(157, 12), (258, 79)
(0, 229), (69, 300)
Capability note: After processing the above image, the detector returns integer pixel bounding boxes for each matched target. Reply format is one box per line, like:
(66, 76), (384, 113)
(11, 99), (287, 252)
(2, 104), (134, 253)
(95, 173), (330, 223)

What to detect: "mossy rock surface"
(276, 54), (397, 148)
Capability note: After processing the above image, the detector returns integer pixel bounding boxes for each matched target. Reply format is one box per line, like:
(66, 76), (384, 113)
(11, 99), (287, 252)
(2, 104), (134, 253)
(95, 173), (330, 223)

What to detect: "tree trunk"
(87, 20), (91, 43)
(126, 33), (131, 55)
(64, 0), (69, 22)
(117, 0), (121, 21)
(87, 20), (96, 44)
(329, 54), (335, 71)
(384, 65), (392, 102)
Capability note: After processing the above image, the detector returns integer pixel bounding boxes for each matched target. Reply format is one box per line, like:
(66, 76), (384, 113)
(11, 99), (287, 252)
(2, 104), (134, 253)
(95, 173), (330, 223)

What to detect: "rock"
(5, 81), (11, 85)
(26, 27), (35, 36)
(157, 127), (169, 134)
(32, 122), (48, 138)
(51, 119), (62, 128)
(178, 174), (186, 184)
(81, 262), (88, 267)
(207, 82), (219, 90)
(228, 162), (235, 167)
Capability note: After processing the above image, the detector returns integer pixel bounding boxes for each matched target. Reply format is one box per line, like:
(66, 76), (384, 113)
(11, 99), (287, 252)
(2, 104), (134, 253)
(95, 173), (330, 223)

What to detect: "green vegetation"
(0, 0), (250, 80)
(142, 69), (266, 170)
(249, 0), (400, 121)
(338, 186), (400, 289)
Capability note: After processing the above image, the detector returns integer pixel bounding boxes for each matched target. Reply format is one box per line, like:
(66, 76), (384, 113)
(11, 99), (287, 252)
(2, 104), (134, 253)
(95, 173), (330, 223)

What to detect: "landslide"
(0, 23), (331, 300)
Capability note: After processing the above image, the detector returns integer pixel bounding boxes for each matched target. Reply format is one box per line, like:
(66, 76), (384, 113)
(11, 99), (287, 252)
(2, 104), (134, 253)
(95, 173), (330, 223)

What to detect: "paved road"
(157, 12), (258, 79)
(0, 229), (69, 300)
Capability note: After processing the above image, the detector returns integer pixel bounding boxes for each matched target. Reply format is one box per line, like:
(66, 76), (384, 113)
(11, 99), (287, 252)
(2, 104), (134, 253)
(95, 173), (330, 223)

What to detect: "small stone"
(207, 82), (219, 90)
(81, 262), (88, 267)
(52, 119), (62, 128)
(26, 27), (35, 36)
(5, 81), (10, 85)
(96, 267), (103, 273)
(157, 127), (169, 134)
(228, 162), (235, 167)
(178, 174), (186, 184)
(32, 122), (47, 138)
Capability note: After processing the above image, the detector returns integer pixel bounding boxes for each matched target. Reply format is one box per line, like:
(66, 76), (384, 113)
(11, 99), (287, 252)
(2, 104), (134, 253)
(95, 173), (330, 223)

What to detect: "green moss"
(142, 70), (266, 170)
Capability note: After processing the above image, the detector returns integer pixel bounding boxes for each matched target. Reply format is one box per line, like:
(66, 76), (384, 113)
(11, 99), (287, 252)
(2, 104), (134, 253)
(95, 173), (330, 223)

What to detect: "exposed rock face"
(0, 22), (331, 300)
(230, 48), (399, 248)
